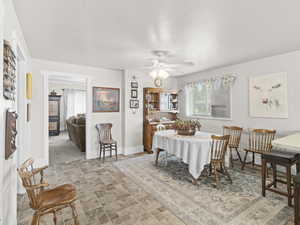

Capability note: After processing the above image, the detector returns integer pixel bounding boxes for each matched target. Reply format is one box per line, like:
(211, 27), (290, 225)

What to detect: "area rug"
(114, 154), (293, 225)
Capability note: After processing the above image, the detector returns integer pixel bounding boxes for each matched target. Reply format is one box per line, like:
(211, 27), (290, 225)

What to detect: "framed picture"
(130, 100), (139, 109)
(131, 89), (138, 98)
(249, 72), (288, 118)
(93, 87), (120, 112)
(131, 81), (138, 88)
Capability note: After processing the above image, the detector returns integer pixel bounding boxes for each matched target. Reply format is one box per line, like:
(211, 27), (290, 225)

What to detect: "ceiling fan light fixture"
(149, 69), (170, 79)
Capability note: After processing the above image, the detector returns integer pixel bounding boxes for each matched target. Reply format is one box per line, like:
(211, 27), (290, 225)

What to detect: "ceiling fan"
(142, 50), (195, 79)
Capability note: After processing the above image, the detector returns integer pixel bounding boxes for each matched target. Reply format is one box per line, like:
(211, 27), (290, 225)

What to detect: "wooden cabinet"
(143, 88), (178, 153)
(49, 94), (61, 136)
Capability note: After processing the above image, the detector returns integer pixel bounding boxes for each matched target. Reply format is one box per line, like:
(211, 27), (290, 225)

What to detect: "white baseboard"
(123, 145), (144, 156)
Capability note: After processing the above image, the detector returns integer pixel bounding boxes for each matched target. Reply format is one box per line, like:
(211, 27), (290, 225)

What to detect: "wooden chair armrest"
(32, 166), (48, 175)
(25, 182), (49, 190)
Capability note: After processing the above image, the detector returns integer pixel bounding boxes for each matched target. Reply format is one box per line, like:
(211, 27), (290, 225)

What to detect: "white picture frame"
(249, 72), (288, 118)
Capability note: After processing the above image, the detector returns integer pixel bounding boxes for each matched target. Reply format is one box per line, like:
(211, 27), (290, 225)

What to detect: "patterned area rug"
(114, 154), (293, 225)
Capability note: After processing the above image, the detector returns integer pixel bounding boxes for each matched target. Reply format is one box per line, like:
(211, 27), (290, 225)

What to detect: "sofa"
(66, 115), (86, 152)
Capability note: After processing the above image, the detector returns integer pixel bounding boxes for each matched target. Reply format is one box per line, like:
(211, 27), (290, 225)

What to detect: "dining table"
(272, 132), (300, 152)
(152, 129), (229, 182)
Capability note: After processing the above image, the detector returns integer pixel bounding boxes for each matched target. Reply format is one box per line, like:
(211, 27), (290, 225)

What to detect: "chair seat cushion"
(38, 184), (77, 209)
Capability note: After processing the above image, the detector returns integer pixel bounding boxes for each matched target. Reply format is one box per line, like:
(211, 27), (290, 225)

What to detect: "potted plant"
(174, 119), (201, 136)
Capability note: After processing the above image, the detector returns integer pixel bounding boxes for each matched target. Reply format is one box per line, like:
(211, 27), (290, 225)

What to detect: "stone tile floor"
(17, 154), (186, 225)
(17, 153), (295, 225)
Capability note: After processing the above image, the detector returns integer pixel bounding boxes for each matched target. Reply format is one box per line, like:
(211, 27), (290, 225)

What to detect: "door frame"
(42, 71), (92, 165)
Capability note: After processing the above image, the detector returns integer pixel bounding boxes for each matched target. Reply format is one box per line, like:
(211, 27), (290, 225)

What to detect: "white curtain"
(63, 89), (86, 120)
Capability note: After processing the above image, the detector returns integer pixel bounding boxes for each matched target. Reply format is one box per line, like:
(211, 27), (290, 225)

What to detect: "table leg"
(262, 158), (267, 197)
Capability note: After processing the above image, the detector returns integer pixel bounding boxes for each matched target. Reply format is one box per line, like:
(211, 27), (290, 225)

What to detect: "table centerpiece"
(174, 119), (201, 136)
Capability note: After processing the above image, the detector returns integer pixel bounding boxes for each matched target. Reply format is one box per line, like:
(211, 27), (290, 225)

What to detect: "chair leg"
(99, 144), (102, 160)
(223, 163), (232, 184)
(31, 213), (40, 225)
(155, 149), (162, 166)
(241, 151), (248, 170)
(164, 151), (168, 166)
(110, 144), (112, 158)
(262, 158), (267, 197)
(70, 202), (80, 225)
(252, 152), (255, 167)
(271, 163), (277, 188)
(103, 145), (106, 162)
(287, 165), (292, 207)
(213, 164), (220, 188)
(297, 157), (300, 174)
(115, 144), (118, 161)
(235, 147), (242, 163)
(230, 148), (233, 168)
(53, 211), (57, 225)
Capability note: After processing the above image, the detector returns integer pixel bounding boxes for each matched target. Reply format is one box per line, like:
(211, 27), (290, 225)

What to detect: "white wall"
(122, 70), (177, 155)
(0, 0), (32, 224)
(31, 59), (123, 164)
(177, 50), (300, 135)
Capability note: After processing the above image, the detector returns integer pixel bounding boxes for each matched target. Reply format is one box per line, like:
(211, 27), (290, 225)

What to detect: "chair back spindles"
(210, 135), (230, 162)
(248, 129), (276, 153)
(17, 158), (45, 209)
(223, 126), (243, 148)
(96, 123), (113, 142)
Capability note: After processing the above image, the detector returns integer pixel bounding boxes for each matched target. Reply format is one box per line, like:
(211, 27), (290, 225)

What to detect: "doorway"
(43, 72), (92, 166)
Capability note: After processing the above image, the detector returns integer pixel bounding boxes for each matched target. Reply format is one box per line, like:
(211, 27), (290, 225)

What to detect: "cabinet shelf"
(143, 87), (178, 153)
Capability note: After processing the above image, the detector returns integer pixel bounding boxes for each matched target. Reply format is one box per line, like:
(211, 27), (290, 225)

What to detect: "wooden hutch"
(143, 88), (178, 153)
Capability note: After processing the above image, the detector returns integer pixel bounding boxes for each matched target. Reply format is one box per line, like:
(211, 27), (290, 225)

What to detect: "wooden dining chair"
(241, 129), (276, 170)
(96, 123), (117, 162)
(17, 158), (79, 225)
(223, 126), (243, 167)
(209, 135), (232, 187)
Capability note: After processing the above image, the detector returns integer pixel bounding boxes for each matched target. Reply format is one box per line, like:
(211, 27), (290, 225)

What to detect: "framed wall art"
(130, 100), (139, 109)
(93, 87), (120, 112)
(131, 81), (138, 88)
(131, 89), (138, 98)
(249, 72), (288, 118)
(3, 40), (16, 101)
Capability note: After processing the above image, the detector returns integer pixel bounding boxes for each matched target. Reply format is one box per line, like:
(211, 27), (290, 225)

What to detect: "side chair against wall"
(96, 123), (117, 162)
(241, 129), (276, 170)
(223, 126), (243, 168)
(17, 158), (79, 225)
(209, 135), (232, 187)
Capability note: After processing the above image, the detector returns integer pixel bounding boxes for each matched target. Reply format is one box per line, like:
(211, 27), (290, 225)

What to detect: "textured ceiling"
(13, 0), (300, 76)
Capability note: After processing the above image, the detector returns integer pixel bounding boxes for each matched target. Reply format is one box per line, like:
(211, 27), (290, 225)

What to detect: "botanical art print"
(93, 87), (120, 112)
(249, 72), (288, 118)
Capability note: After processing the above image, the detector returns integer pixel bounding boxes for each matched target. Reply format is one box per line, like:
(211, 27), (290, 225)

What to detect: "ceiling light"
(149, 69), (170, 79)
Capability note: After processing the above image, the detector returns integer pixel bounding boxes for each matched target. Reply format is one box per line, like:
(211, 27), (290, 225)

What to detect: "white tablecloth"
(152, 130), (220, 179)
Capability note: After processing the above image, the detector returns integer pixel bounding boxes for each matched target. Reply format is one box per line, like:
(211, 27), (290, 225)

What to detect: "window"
(186, 80), (232, 119)
(63, 89), (86, 118)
